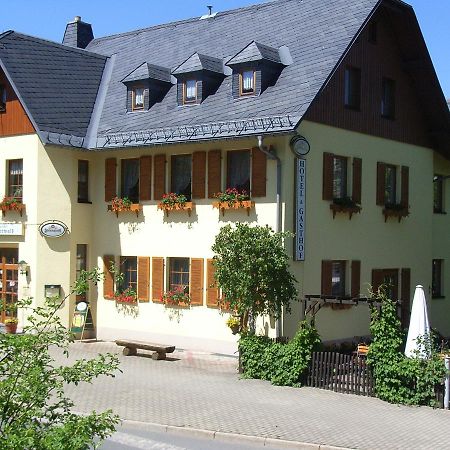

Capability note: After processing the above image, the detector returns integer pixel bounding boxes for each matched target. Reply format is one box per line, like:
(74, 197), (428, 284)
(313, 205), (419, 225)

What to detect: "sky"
(1, 0), (449, 98)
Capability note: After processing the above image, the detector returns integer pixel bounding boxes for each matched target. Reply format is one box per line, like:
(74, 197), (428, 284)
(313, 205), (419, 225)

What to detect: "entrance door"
(0, 250), (19, 323)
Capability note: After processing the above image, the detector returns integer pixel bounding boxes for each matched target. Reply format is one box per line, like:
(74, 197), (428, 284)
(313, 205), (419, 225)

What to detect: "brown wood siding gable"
(139, 156), (152, 201)
(376, 162), (386, 205)
(192, 151), (206, 199)
(321, 260), (332, 296)
(103, 255), (115, 299)
(151, 257), (164, 301)
(105, 158), (117, 202)
(137, 257), (150, 302)
(251, 147), (267, 197)
(351, 260), (361, 298)
(190, 258), (204, 305)
(323, 153), (334, 201)
(352, 158), (362, 204)
(208, 150), (222, 198)
(206, 259), (220, 307)
(153, 154), (166, 200)
(401, 165), (409, 208)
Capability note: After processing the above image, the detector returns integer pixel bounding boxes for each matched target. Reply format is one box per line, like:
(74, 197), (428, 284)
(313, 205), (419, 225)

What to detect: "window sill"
(78, 200), (92, 204)
(433, 210), (447, 215)
(330, 203), (361, 220)
(107, 203), (142, 217)
(213, 200), (254, 216)
(382, 206), (409, 223)
(432, 295), (445, 300)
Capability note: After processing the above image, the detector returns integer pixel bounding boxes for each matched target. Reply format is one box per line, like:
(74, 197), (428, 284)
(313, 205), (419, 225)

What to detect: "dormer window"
(184, 79), (197, 104)
(132, 87), (144, 111)
(240, 70), (255, 96)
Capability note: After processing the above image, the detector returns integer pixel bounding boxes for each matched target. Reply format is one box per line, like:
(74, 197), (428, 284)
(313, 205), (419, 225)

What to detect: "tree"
(212, 223), (297, 330)
(0, 268), (120, 450)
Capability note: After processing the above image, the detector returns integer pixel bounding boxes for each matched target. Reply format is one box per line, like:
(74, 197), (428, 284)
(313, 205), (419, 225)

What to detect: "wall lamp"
(18, 260), (29, 275)
(433, 175), (450, 182)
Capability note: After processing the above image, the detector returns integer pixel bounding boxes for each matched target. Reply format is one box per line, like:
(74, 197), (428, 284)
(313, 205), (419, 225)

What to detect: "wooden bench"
(115, 340), (175, 360)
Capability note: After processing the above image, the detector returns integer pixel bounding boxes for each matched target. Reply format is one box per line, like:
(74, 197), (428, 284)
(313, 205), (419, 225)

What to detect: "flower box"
(161, 287), (191, 308)
(330, 203), (361, 220)
(114, 290), (138, 305)
(107, 202), (142, 217)
(0, 197), (25, 217)
(382, 206), (409, 223)
(212, 200), (254, 216)
(157, 201), (194, 217)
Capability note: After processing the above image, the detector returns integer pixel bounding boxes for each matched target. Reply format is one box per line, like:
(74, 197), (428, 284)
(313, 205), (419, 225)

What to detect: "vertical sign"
(294, 158), (306, 261)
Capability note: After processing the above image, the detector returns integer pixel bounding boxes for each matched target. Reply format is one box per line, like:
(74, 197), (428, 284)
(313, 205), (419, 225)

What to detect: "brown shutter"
(192, 151), (206, 199)
(376, 162), (386, 205)
(139, 156), (152, 201)
(151, 257), (164, 301)
(352, 158), (362, 204)
(322, 153), (334, 201)
(104, 158), (117, 202)
(153, 154), (166, 200)
(137, 257), (150, 302)
(401, 165), (409, 209)
(208, 150), (222, 198)
(400, 268), (411, 328)
(190, 258), (204, 306)
(371, 269), (383, 295)
(321, 260), (332, 296)
(206, 259), (220, 307)
(351, 260), (361, 298)
(251, 147), (267, 197)
(103, 255), (115, 299)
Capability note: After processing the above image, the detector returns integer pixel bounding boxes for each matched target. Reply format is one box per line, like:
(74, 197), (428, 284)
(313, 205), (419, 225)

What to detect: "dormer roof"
(226, 41), (282, 66)
(121, 62), (172, 84)
(172, 52), (224, 76)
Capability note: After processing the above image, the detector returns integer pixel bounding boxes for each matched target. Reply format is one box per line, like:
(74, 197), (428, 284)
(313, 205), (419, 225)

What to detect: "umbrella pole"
(445, 357), (450, 410)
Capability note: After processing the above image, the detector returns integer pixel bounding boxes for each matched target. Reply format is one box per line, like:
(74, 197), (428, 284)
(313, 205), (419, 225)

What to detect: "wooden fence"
(306, 352), (374, 397)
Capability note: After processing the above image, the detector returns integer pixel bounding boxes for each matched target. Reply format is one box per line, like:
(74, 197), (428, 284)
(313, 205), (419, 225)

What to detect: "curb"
(122, 419), (356, 450)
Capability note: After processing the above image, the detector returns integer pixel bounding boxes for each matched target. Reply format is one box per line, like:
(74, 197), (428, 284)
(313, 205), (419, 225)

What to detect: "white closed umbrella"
(404, 285), (431, 359)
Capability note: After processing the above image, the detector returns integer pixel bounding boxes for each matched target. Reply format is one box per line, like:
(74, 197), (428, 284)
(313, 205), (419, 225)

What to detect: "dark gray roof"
(0, 31), (106, 140)
(86, 0), (380, 148)
(172, 53), (224, 75)
(227, 41), (282, 66)
(122, 62), (172, 84)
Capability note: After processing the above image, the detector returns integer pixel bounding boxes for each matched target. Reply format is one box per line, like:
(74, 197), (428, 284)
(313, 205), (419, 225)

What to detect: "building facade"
(0, 0), (449, 353)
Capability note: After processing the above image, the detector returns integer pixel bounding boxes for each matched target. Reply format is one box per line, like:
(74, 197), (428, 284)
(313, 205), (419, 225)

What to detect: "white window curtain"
(185, 80), (197, 100)
(242, 71), (254, 92)
(10, 160), (23, 176)
(134, 88), (144, 107)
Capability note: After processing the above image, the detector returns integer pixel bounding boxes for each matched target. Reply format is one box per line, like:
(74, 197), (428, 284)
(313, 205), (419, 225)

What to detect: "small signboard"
(71, 302), (94, 340)
(294, 158), (306, 261)
(0, 223), (24, 236)
(39, 220), (68, 238)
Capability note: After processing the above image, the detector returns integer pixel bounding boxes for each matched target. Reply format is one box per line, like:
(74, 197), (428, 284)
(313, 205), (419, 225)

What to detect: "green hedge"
(239, 321), (321, 386)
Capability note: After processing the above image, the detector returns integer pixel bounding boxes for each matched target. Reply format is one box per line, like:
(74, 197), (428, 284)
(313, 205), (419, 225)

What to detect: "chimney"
(62, 16), (94, 49)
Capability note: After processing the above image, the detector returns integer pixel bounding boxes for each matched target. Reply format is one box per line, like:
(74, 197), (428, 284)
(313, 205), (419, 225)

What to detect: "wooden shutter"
(192, 151), (206, 199)
(153, 154), (166, 200)
(371, 269), (383, 295)
(137, 257), (150, 302)
(139, 156), (152, 201)
(352, 158), (362, 204)
(321, 260), (332, 296)
(376, 162), (386, 205)
(208, 150), (222, 198)
(351, 260), (361, 298)
(104, 158), (117, 202)
(103, 255), (115, 299)
(401, 166), (409, 209)
(151, 257), (164, 301)
(251, 147), (267, 197)
(206, 259), (220, 307)
(322, 153), (334, 201)
(400, 268), (411, 328)
(190, 258), (204, 306)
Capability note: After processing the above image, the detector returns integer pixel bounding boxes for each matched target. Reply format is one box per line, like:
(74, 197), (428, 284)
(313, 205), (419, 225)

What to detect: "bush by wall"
(239, 321), (321, 386)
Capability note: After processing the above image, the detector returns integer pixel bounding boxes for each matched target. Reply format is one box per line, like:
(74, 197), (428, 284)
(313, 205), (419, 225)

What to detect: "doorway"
(0, 248), (19, 322)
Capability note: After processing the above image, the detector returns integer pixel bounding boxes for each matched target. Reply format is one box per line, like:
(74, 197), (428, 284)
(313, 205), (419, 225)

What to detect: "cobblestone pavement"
(55, 341), (449, 450)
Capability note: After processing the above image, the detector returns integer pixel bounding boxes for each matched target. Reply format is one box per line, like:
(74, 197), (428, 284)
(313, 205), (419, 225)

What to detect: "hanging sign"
(39, 220), (68, 238)
(294, 158), (306, 261)
(0, 223), (24, 236)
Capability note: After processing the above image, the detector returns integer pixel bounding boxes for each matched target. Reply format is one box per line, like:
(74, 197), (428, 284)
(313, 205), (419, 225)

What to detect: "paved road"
(54, 341), (450, 450)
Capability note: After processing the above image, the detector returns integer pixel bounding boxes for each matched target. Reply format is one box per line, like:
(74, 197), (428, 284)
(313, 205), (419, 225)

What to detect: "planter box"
(107, 203), (142, 217)
(1, 203), (25, 217)
(382, 207), (409, 223)
(330, 203), (361, 220)
(157, 202), (194, 217)
(212, 200), (254, 216)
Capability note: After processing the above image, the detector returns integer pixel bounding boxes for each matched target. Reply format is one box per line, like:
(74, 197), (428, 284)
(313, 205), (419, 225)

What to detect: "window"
(132, 86), (144, 111)
(373, 269), (399, 300)
(76, 244), (88, 301)
(384, 164), (397, 205)
(0, 85), (5, 112)
(331, 261), (346, 297)
(171, 154), (192, 200)
(169, 257), (190, 293)
(78, 160), (89, 203)
(381, 78), (396, 119)
(344, 67), (361, 110)
(368, 21), (377, 44)
(120, 256), (137, 293)
(183, 79), (197, 104)
(240, 70), (255, 96)
(433, 175), (444, 213)
(121, 158), (139, 203)
(227, 150), (250, 192)
(7, 159), (23, 200)
(332, 156), (347, 199)
(432, 259), (443, 298)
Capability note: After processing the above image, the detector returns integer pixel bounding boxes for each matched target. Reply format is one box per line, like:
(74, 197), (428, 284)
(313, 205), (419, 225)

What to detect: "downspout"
(257, 135), (283, 337)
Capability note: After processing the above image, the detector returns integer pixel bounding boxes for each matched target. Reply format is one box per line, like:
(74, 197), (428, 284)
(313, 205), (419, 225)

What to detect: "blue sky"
(1, 0), (449, 98)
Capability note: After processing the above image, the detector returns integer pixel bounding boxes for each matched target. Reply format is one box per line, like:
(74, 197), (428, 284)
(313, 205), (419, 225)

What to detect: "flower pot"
(230, 324), (240, 335)
(5, 322), (18, 334)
